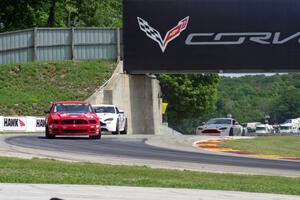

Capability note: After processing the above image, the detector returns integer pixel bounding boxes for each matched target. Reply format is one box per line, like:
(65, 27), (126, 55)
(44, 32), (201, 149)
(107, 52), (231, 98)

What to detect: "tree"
(75, 0), (122, 27)
(214, 73), (300, 124)
(48, 0), (57, 26)
(0, 0), (48, 31)
(158, 74), (219, 127)
(0, 0), (123, 32)
(271, 87), (300, 123)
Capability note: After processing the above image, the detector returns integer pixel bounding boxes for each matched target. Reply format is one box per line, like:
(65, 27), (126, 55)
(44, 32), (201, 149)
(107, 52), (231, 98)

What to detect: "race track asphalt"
(4, 135), (300, 172)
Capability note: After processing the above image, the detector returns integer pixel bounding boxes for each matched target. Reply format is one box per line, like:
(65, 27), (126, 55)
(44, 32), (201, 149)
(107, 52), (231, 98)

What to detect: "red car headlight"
(89, 120), (97, 124)
(51, 120), (60, 124)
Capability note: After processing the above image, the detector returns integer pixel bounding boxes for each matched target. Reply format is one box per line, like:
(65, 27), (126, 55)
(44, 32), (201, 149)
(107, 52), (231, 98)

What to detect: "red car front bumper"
(48, 124), (100, 136)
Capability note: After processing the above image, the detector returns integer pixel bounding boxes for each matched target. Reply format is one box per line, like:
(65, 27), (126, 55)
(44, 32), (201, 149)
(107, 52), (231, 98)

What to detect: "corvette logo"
(137, 16), (189, 52)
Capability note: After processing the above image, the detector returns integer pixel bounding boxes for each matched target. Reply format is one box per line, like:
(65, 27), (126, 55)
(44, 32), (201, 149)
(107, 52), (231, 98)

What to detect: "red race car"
(45, 100), (101, 139)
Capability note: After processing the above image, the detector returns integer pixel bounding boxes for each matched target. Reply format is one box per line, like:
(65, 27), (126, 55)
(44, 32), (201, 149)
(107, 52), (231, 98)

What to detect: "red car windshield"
(53, 103), (93, 114)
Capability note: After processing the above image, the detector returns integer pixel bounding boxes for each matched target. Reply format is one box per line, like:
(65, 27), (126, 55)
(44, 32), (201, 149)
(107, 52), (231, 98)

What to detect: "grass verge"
(0, 60), (116, 116)
(0, 156), (299, 195)
(220, 136), (300, 157)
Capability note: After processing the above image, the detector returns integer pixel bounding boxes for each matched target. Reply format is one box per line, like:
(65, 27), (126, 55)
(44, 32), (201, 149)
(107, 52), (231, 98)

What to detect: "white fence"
(0, 116), (45, 132)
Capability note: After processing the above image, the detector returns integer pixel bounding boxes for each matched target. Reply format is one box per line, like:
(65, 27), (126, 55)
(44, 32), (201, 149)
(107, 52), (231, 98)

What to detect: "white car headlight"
(104, 118), (114, 122)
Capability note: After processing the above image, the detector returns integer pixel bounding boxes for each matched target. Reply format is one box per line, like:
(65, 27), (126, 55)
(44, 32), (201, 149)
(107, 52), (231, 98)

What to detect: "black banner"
(123, 0), (300, 73)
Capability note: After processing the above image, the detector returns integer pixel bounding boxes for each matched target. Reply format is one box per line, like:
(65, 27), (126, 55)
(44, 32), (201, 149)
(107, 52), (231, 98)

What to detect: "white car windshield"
(53, 104), (92, 113)
(94, 106), (115, 113)
(256, 127), (266, 131)
(283, 119), (292, 124)
(207, 119), (232, 125)
(280, 126), (290, 130)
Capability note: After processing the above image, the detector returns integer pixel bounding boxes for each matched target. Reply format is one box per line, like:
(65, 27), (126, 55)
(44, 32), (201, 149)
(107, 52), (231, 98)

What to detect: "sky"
(220, 73), (280, 77)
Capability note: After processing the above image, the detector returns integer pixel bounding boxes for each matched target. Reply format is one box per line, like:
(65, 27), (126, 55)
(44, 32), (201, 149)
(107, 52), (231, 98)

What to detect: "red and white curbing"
(193, 138), (300, 161)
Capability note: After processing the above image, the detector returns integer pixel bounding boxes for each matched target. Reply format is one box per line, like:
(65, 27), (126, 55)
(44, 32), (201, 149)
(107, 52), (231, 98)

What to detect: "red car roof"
(53, 100), (90, 104)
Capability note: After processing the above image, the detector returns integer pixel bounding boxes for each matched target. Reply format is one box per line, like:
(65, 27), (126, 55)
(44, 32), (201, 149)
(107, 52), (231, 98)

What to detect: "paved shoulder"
(0, 184), (299, 200)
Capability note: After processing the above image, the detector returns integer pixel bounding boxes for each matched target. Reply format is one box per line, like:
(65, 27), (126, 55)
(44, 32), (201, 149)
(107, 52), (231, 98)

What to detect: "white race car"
(197, 118), (243, 136)
(255, 124), (274, 135)
(92, 104), (127, 134)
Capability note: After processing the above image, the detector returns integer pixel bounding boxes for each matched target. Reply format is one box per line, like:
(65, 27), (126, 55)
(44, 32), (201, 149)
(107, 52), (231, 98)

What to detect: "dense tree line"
(0, 0), (122, 32)
(161, 73), (300, 134)
(216, 73), (300, 125)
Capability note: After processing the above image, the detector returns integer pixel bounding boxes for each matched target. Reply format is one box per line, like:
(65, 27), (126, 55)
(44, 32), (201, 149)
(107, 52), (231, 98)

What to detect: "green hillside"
(0, 60), (115, 116)
(216, 73), (300, 124)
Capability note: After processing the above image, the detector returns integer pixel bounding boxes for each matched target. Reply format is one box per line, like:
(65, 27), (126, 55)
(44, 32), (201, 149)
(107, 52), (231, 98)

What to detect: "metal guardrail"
(0, 27), (123, 64)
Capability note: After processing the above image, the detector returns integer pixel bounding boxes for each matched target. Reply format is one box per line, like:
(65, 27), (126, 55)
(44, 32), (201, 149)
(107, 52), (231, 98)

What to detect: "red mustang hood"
(52, 112), (98, 120)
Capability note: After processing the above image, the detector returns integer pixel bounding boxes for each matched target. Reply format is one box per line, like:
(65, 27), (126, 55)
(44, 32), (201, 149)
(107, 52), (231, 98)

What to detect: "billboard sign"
(35, 117), (46, 132)
(3, 117), (27, 131)
(124, 0), (300, 73)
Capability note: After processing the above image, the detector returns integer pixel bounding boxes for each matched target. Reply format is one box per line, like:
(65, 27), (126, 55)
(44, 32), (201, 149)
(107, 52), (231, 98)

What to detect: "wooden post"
(71, 27), (75, 60)
(117, 28), (121, 62)
(33, 27), (38, 61)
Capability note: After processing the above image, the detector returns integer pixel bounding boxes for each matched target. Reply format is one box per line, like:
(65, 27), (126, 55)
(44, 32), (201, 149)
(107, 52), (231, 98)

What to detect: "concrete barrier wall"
(87, 61), (163, 135)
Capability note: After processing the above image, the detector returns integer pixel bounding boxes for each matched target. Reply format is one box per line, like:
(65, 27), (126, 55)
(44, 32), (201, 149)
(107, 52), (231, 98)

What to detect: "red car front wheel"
(45, 126), (55, 139)
(89, 131), (101, 140)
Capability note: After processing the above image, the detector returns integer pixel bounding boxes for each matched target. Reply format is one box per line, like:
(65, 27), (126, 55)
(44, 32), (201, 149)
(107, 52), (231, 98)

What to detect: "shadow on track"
(38, 136), (92, 140)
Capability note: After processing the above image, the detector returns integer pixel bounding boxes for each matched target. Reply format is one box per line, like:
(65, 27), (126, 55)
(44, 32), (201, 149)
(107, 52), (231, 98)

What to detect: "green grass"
(221, 136), (300, 157)
(0, 60), (116, 116)
(0, 157), (299, 195)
